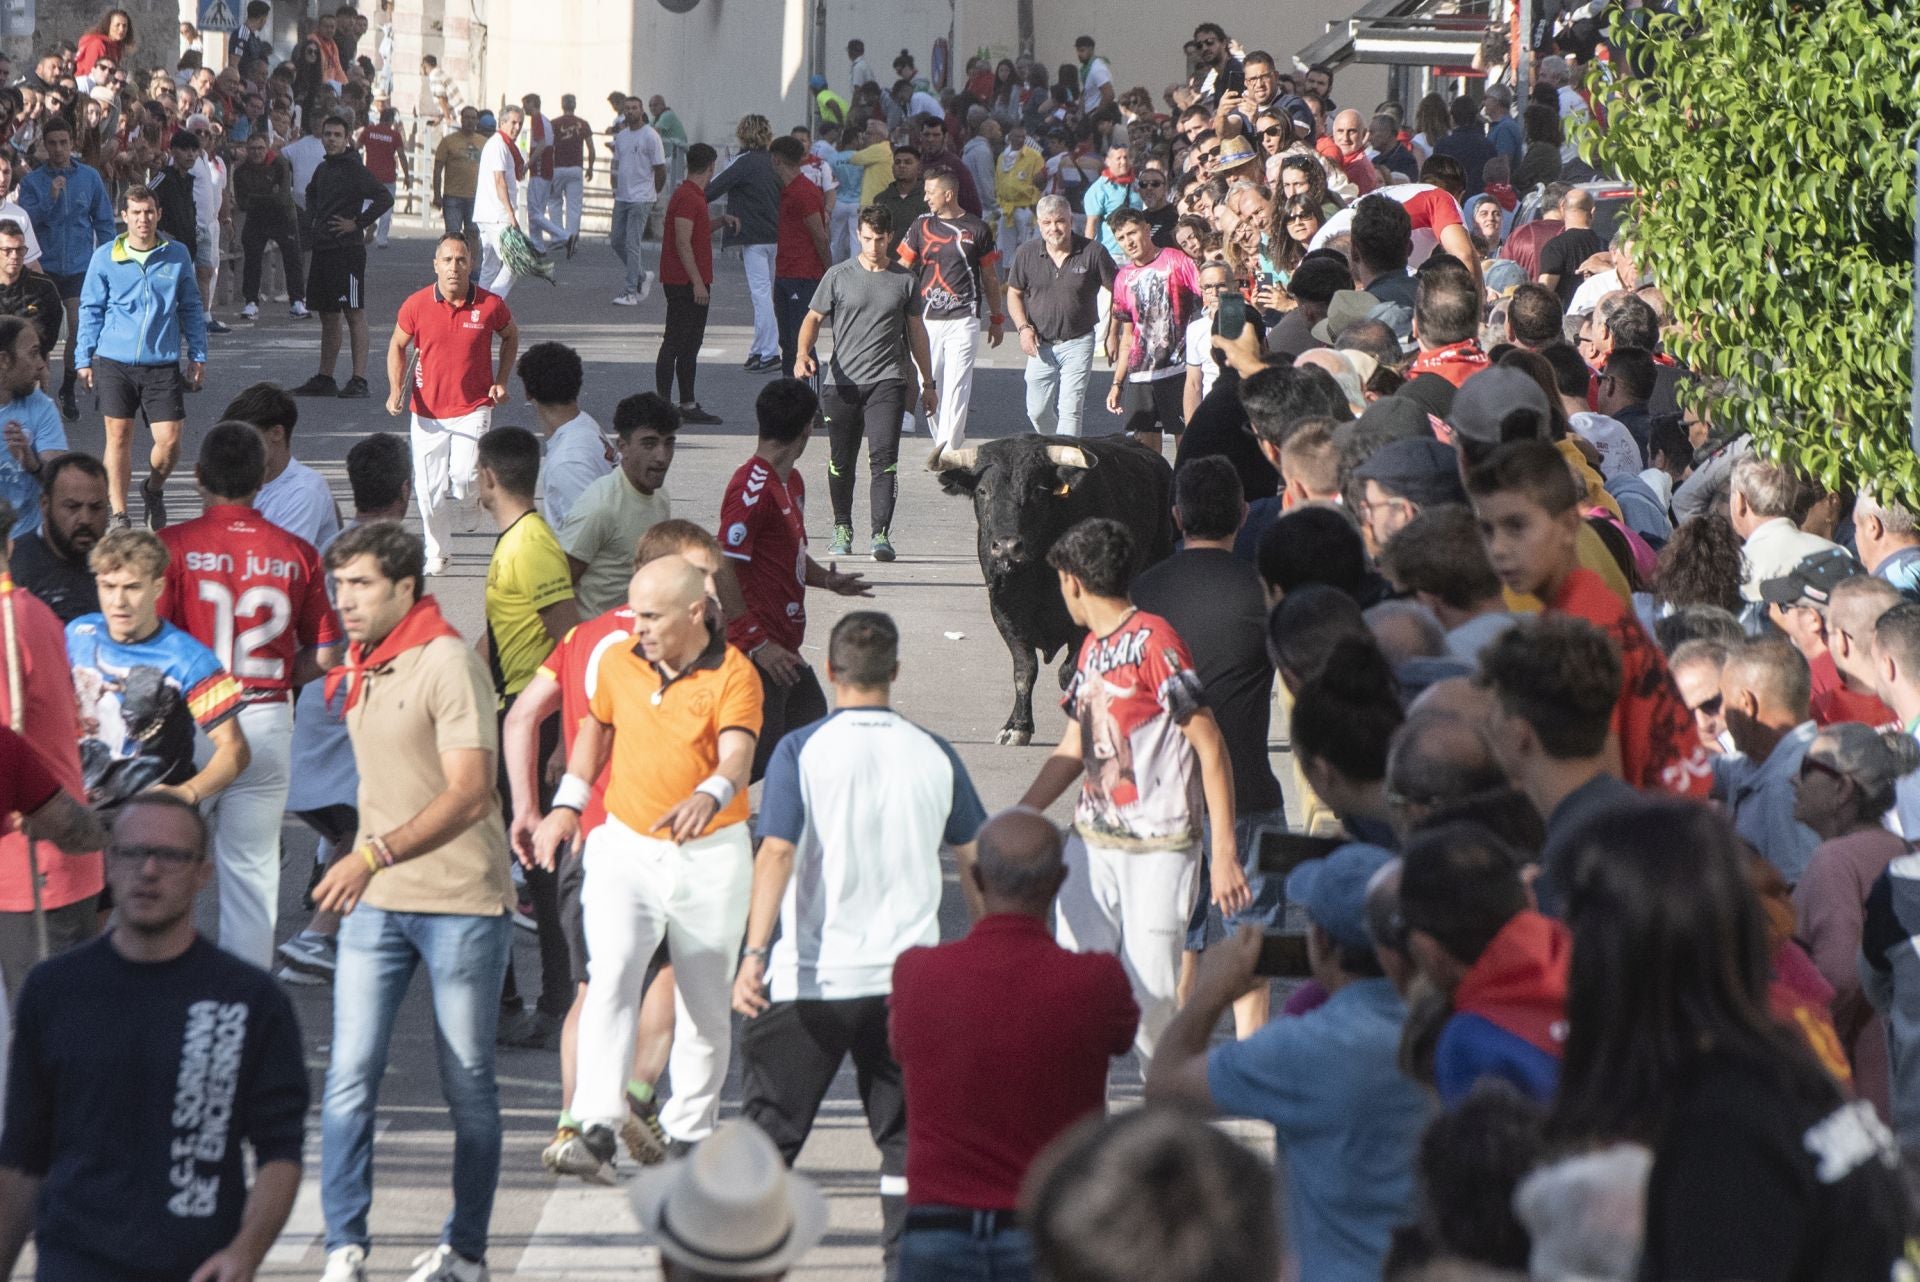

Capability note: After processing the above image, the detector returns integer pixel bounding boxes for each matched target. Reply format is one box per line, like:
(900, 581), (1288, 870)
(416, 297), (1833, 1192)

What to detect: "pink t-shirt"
(1111, 248), (1202, 382)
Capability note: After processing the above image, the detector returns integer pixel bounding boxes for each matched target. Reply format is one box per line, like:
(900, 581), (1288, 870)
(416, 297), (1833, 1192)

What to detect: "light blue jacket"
(75, 235), (208, 369)
(18, 161), (114, 277)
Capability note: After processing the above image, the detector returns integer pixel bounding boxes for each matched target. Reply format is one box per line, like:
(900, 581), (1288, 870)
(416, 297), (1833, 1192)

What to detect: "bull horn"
(927, 444), (980, 471)
(1044, 444), (1093, 469)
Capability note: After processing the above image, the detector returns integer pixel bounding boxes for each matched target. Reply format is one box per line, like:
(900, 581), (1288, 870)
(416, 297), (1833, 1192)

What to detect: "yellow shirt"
(486, 510), (575, 699)
(996, 144), (1045, 211)
(851, 140), (894, 204)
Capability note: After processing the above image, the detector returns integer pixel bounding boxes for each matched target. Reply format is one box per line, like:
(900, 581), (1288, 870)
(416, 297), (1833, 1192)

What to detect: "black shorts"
(93, 355), (185, 422)
(1120, 376), (1186, 435)
(47, 270), (85, 301)
(307, 244), (367, 313)
(559, 841), (669, 987)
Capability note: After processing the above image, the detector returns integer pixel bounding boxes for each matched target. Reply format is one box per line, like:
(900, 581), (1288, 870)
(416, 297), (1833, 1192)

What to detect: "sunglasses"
(1138, 178), (1165, 188)
(1198, 149), (1220, 161)
(1259, 126), (1285, 138)
(1689, 693), (1724, 718)
(108, 843), (203, 866)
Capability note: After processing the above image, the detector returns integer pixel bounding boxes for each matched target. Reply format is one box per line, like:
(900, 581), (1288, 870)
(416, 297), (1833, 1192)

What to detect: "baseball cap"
(1287, 843), (1397, 953)
(808, 74), (828, 91)
(1760, 546), (1861, 608)
(1483, 258), (1527, 298)
(1354, 438), (1468, 507)
(1446, 365), (1551, 448)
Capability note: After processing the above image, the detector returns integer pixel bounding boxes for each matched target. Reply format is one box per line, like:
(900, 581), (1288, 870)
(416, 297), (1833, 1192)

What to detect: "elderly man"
(1004, 194), (1117, 438)
(1320, 110), (1379, 195)
(1728, 456), (1840, 603)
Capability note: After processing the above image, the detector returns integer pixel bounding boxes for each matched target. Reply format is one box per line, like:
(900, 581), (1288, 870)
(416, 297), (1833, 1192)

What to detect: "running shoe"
(540, 1125), (581, 1173)
(871, 530), (896, 562)
(107, 510), (131, 532)
(240, 301), (259, 320)
(140, 477), (168, 530)
(621, 1087), (669, 1166)
(828, 524), (853, 557)
(290, 300), (311, 318)
(677, 403), (722, 425)
(547, 1123), (618, 1184)
(290, 374), (338, 396)
(403, 1244), (489, 1282)
(611, 291), (642, 306)
(319, 1244), (367, 1282)
(277, 930), (336, 979)
(636, 270), (656, 301)
(337, 376), (371, 399)
(58, 386), (76, 421)
(206, 319), (232, 335)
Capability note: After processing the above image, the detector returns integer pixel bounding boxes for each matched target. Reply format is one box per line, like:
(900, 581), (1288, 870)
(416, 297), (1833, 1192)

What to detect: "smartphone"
(1212, 289), (1248, 341)
(1256, 831), (1344, 879)
(1222, 66), (1245, 95)
(1255, 932), (1312, 978)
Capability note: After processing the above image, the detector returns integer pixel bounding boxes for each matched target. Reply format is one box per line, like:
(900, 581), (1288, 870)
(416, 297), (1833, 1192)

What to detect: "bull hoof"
(997, 727), (1034, 746)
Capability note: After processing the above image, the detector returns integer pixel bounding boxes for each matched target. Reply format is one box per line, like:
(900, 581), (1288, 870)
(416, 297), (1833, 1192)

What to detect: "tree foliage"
(1592, 0), (1920, 500)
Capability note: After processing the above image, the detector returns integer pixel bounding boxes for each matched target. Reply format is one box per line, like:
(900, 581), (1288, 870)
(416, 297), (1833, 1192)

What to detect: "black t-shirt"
(1538, 226), (1605, 306)
(0, 936), (309, 1279)
(0, 271), (63, 358)
(1172, 366), (1281, 502)
(1131, 547), (1285, 814)
(1145, 202), (1179, 249)
(10, 530), (97, 623)
(1639, 1053), (1912, 1282)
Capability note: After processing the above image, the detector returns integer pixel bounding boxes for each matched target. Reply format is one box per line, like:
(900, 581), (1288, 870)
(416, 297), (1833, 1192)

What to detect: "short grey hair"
(1515, 1144), (1653, 1281)
(1669, 638), (1730, 674)
(1730, 456), (1798, 520)
(1035, 193), (1072, 220)
(1857, 491), (1919, 538)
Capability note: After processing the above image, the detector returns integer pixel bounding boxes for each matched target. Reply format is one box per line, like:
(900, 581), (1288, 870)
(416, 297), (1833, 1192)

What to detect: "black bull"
(932, 435), (1175, 745)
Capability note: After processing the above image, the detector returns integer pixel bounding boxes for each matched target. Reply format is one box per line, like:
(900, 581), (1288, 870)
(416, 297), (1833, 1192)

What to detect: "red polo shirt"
(890, 914), (1137, 1209)
(396, 282), (513, 420)
(775, 174), (827, 280)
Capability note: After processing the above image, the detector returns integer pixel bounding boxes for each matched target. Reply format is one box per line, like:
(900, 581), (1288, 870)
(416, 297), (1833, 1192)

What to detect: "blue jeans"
(899, 1222), (1034, 1282)
(611, 199), (654, 292)
(1186, 806), (1290, 951)
(1024, 331), (1096, 437)
(774, 276), (818, 377)
(441, 195), (475, 239)
(322, 907), (513, 1260)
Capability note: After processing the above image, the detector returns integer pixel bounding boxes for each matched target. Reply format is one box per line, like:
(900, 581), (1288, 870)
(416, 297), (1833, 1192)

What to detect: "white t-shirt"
(908, 90), (944, 119)
(188, 155), (219, 235)
(255, 457), (342, 550)
(538, 411), (613, 530)
(1184, 314), (1220, 403)
(611, 124), (665, 204)
(1569, 267), (1619, 316)
(0, 199), (42, 267)
(1557, 86), (1590, 162)
(1308, 183), (1465, 268)
(281, 135), (325, 208)
(475, 132), (520, 224)
(1080, 57), (1112, 115)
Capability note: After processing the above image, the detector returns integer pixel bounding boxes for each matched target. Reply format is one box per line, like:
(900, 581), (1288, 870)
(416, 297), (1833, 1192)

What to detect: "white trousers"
(411, 408), (490, 563)
(551, 166), (585, 239)
(742, 243), (778, 360)
(570, 816), (752, 1142)
(525, 176), (569, 249)
(999, 206), (1035, 253)
(475, 220), (515, 299)
(375, 182), (396, 246)
(829, 200), (860, 262)
(924, 316), (981, 451)
(203, 700), (294, 971)
(1054, 834), (1200, 1070)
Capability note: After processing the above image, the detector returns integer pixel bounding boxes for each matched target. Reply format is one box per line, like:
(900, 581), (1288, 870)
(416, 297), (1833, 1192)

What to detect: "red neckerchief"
(1485, 181), (1517, 211)
(323, 595), (463, 712)
(1409, 339), (1489, 385)
(498, 130), (525, 180)
(1101, 168), (1133, 184)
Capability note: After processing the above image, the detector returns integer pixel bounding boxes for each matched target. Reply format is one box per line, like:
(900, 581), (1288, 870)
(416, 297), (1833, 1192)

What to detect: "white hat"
(629, 1121), (828, 1278)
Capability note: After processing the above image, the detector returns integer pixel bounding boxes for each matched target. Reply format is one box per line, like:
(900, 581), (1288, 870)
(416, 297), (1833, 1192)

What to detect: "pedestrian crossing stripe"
(199, 0), (237, 31)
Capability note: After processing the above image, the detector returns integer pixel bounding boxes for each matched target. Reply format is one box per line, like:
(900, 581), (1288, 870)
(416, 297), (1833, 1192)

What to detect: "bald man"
(1385, 710), (1509, 838)
(1320, 108), (1380, 195)
(1714, 635), (1820, 884)
(890, 808), (1140, 1252)
(535, 554), (766, 1179)
(1536, 189), (1602, 308)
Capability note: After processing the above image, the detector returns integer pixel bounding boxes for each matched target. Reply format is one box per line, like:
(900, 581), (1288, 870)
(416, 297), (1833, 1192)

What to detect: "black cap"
(1398, 371), (1458, 422)
(1353, 438), (1468, 508)
(1760, 546), (1862, 608)
(1289, 256), (1353, 307)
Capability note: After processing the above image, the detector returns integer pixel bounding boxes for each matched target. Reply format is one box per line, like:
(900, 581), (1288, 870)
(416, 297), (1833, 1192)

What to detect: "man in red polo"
(385, 233), (519, 575)
(890, 808), (1137, 1272)
(159, 421), (341, 969)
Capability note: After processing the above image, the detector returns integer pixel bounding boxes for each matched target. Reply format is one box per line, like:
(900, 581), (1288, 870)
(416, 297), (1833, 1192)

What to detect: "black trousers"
(656, 282), (709, 403)
(774, 276), (818, 377)
(750, 661), (827, 783)
(497, 698), (571, 1018)
(822, 378), (907, 533)
(241, 214), (304, 304)
(739, 996), (908, 1263)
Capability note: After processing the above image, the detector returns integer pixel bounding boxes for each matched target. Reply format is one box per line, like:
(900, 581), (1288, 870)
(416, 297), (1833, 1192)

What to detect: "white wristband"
(694, 775), (736, 808)
(552, 773), (592, 813)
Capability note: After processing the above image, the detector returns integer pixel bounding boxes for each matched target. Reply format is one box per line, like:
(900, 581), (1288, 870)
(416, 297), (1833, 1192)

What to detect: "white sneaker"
(240, 301), (259, 320)
(636, 270), (656, 302)
(290, 300), (311, 318)
(424, 555), (450, 577)
(611, 291), (641, 306)
(404, 1245), (489, 1282)
(319, 1244), (367, 1282)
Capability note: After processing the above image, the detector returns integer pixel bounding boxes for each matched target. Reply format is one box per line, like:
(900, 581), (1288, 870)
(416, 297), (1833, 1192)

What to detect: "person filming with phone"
(1146, 840), (1432, 1282)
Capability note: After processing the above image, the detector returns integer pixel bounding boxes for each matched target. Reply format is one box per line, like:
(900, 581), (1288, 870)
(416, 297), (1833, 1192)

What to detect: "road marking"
(512, 1178), (648, 1278)
(264, 1118), (390, 1265)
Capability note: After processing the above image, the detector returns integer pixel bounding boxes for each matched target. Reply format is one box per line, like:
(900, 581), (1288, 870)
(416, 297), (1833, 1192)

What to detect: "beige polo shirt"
(557, 471), (671, 618)
(346, 634), (514, 916)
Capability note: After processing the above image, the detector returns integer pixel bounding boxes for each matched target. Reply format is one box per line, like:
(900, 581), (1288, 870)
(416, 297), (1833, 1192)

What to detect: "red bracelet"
(990, 313), (1006, 325)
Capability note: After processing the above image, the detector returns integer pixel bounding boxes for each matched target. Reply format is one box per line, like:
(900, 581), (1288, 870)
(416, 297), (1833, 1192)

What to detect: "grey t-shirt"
(810, 260), (919, 386)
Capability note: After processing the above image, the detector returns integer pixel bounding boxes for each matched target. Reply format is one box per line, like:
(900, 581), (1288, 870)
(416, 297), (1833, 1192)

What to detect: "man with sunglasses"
(1187, 22), (1241, 110)
(1138, 163), (1178, 248)
(0, 792), (308, 1282)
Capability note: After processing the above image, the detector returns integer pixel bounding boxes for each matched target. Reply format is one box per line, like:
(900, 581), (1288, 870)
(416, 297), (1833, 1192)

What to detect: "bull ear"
(1053, 465), (1091, 496)
(940, 467), (981, 496)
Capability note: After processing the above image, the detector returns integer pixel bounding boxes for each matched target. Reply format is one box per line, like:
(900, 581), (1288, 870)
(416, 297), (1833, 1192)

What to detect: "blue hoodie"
(75, 234), (208, 369)
(18, 160), (115, 277)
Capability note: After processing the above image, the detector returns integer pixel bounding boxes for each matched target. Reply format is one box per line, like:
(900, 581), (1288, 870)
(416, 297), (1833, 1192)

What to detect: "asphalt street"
(13, 215), (1282, 1280)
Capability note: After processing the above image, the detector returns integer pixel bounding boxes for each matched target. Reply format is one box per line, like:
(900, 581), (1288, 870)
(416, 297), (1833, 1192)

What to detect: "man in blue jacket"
(18, 116), (114, 423)
(74, 184), (207, 532)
